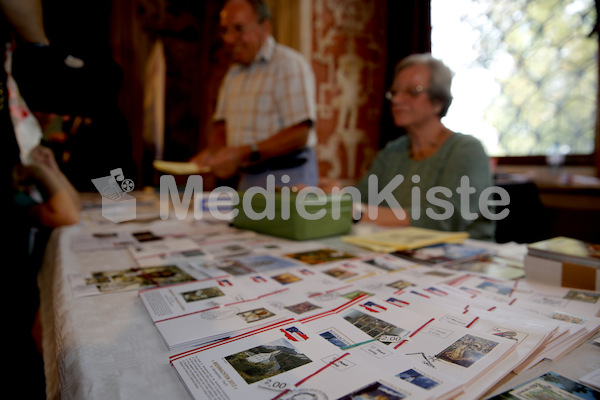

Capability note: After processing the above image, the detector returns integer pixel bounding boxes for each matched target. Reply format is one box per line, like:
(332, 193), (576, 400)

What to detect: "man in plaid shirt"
(191, 0), (319, 190)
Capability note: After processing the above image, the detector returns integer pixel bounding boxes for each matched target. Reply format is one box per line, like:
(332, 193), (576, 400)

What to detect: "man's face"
(220, 0), (270, 65)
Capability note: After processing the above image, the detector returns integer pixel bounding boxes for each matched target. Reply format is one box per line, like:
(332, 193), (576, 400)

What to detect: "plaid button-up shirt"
(214, 36), (317, 148)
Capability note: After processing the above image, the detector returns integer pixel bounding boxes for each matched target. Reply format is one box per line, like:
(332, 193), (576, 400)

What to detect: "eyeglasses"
(219, 22), (260, 39)
(385, 85), (429, 100)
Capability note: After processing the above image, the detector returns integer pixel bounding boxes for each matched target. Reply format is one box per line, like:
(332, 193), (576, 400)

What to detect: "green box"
(232, 191), (354, 240)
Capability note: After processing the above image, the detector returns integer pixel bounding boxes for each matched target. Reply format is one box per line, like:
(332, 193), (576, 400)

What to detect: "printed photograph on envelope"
(387, 279), (415, 290)
(396, 368), (442, 390)
(563, 290), (600, 304)
(181, 286), (225, 303)
(229, 254), (299, 273)
(189, 258), (253, 277)
(271, 272), (303, 285)
(237, 307), (276, 323)
(224, 338), (312, 384)
(341, 309), (407, 342)
(140, 265), (196, 285)
(487, 371), (600, 399)
(322, 266), (358, 280)
(284, 301), (321, 315)
(488, 326), (529, 343)
(341, 289), (373, 300)
(84, 269), (148, 292)
(318, 328), (353, 348)
(83, 265), (194, 293)
(436, 334), (499, 368)
(285, 248), (356, 265)
(547, 311), (587, 324)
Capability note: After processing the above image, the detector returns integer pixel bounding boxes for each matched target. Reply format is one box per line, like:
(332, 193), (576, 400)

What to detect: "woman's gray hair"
(394, 53), (454, 118)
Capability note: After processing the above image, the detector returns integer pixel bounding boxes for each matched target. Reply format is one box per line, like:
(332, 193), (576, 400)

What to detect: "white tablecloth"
(38, 217), (600, 400)
(39, 220), (192, 400)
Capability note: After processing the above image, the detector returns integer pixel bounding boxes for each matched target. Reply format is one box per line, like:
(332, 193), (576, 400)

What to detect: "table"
(39, 220), (192, 400)
(38, 199), (600, 400)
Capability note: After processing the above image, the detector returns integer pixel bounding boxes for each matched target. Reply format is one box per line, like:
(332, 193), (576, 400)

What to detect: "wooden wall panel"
(111, 0), (228, 187)
(110, 0), (392, 186)
(311, 0), (388, 182)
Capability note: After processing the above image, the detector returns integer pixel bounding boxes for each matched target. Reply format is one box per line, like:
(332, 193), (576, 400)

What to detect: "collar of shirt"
(251, 35), (275, 65)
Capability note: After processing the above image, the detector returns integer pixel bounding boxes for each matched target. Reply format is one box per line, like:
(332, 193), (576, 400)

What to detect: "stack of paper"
(438, 274), (600, 373)
(67, 217), (600, 398)
(169, 300), (466, 400)
(148, 293), (295, 352)
(524, 236), (600, 290)
(527, 236), (600, 267)
(488, 371), (600, 399)
(169, 293), (521, 400)
(169, 321), (404, 400)
(352, 284), (558, 399)
(342, 226), (469, 252)
(140, 270), (374, 352)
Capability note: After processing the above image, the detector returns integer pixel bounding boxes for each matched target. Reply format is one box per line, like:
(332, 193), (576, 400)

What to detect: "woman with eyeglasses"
(355, 53), (496, 241)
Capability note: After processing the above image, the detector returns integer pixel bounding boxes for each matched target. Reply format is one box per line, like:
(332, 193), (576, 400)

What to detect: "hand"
(206, 147), (243, 180)
(361, 205), (410, 227)
(190, 149), (213, 169)
(29, 145), (59, 173)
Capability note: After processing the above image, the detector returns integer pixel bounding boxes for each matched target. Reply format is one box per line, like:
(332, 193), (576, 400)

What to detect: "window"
(431, 0), (598, 158)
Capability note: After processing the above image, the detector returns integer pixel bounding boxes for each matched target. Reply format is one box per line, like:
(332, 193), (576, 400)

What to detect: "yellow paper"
(153, 160), (210, 175)
(342, 226), (468, 251)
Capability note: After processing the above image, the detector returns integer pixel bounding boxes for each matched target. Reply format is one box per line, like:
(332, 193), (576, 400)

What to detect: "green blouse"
(356, 132), (496, 241)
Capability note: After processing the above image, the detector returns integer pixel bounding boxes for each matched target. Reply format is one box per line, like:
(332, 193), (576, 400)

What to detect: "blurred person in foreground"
(1, 1), (73, 398)
(13, 144), (81, 229)
(190, 0), (318, 190)
(354, 53), (496, 240)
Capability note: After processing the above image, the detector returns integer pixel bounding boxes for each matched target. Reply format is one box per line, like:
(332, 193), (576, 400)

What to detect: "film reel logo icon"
(120, 178), (135, 192)
(110, 168), (135, 193)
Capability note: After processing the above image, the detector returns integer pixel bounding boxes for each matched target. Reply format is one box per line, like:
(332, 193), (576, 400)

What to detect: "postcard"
(152, 295), (294, 351)
(138, 276), (267, 323)
(169, 322), (356, 399)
